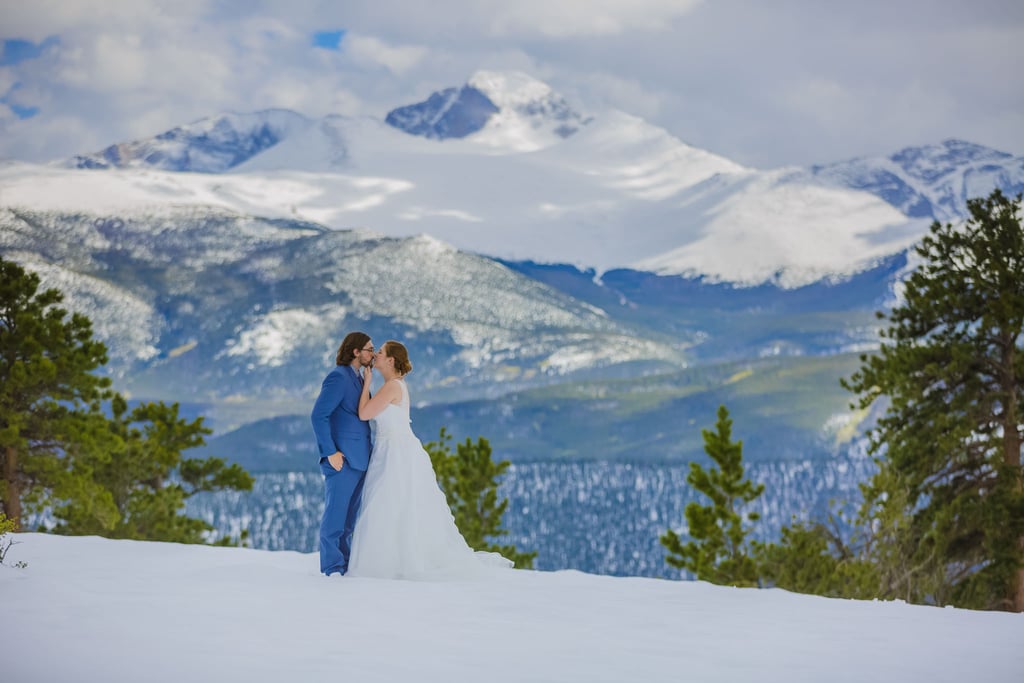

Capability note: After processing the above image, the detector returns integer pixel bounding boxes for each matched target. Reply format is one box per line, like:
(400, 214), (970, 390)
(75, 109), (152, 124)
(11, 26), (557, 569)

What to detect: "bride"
(346, 340), (514, 579)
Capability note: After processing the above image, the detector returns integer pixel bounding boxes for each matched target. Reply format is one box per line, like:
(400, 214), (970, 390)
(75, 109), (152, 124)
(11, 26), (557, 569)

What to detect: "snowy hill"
(0, 201), (896, 432)
(1, 206), (685, 413)
(5, 532), (1022, 683)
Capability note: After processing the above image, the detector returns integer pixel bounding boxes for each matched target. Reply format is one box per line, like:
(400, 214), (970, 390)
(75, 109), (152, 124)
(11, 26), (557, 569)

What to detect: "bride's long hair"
(383, 341), (413, 376)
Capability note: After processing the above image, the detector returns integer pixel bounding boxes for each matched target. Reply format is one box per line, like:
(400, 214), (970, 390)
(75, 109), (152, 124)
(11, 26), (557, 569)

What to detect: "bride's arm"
(358, 376), (401, 421)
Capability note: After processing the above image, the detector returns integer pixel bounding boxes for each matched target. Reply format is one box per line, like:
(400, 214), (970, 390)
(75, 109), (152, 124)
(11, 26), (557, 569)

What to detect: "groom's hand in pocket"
(328, 451), (345, 471)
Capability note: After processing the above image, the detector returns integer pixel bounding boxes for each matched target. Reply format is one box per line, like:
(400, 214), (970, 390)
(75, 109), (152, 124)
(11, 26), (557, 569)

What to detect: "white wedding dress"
(347, 379), (514, 579)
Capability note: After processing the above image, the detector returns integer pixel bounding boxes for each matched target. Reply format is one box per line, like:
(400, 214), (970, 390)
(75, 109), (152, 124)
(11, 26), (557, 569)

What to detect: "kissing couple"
(311, 331), (514, 579)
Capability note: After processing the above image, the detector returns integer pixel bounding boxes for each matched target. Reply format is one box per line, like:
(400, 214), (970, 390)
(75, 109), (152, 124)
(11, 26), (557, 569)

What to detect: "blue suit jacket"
(310, 365), (372, 471)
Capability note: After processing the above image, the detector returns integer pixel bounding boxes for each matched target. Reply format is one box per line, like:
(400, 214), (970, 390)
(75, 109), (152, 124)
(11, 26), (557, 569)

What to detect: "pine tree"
(55, 396), (254, 544)
(425, 427), (536, 568)
(660, 405), (764, 586)
(0, 255), (116, 529)
(843, 189), (1024, 611)
(757, 510), (879, 599)
(1, 254), (253, 545)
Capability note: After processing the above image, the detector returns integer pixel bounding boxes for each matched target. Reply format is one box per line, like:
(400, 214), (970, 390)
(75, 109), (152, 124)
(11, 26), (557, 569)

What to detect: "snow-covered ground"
(4, 532), (1021, 682)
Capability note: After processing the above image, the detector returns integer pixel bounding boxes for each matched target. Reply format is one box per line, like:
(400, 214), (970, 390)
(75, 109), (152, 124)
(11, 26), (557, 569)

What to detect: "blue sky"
(0, 0), (1022, 167)
(2, 37), (58, 66)
(312, 30), (345, 50)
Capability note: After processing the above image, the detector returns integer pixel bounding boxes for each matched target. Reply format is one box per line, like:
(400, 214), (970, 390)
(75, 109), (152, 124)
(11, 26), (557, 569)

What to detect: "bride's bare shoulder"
(381, 377), (405, 402)
(390, 376), (409, 401)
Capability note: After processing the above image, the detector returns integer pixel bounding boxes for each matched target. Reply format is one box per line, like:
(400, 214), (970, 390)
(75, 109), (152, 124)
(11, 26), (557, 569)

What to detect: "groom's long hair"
(336, 331), (370, 366)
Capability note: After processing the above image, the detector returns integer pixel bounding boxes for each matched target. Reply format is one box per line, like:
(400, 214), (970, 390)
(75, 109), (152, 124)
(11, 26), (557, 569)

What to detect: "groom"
(311, 331), (375, 576)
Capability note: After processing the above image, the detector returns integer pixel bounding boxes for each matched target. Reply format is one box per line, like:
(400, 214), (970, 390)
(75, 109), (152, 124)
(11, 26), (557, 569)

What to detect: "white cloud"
(0, 68), (18, 95)
(566, 71), (667, 123)
(486, 0), (703, 38)
(267, 0), (702, 40)
(344, 34), (428, 75)
(0, 113), (103, 161)
(86, 34), (150, 90)
(1, 0), (198, 39)
(0, 0), (1021, 166)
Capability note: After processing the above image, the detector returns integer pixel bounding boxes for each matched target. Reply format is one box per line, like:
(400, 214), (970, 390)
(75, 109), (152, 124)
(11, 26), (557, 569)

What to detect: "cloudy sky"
(1, 0), (1021, 169)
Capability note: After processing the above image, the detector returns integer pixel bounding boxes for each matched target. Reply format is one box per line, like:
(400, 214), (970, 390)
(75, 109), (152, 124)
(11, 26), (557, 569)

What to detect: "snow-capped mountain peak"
(384, 84), (498, 141)
(385, 70), (589, 152)
(467, 70), (590, 151)
(890, 138), (1014, 184)
(801, 139), (1024, 223)
(65, 109), (311, 173)
(467, 71), (556, 109)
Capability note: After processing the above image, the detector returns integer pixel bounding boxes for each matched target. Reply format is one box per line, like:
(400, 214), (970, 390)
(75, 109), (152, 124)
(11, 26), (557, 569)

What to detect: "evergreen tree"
(0, 254), (253, 545)
(757, 510), (879, 599)
(843, 189), (1024, 611)
(660, 405), (764, 586)
(0, 255), (116, 529)
(425, 427), (536, 568)
(56, 396), (254, 544)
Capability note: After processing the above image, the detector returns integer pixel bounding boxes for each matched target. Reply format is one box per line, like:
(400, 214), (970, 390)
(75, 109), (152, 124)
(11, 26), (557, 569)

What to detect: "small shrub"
(0, 513), (27, 568)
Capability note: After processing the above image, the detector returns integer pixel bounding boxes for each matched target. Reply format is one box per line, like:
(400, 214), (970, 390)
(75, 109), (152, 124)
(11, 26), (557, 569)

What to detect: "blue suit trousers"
(319, 459), (367, 575)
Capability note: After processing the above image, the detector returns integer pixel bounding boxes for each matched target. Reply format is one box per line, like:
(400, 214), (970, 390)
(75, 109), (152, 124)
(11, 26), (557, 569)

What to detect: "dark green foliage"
(660, 405), (764, 586)
(758, 512), (879, 599)
(0, 254), (253, 545)
(843, 189), (1024, 611)
(425, 427), (536, 568)
(0, 512), (27, 567)
(0, 255), (114, 527)
(55, 396), (253, 544)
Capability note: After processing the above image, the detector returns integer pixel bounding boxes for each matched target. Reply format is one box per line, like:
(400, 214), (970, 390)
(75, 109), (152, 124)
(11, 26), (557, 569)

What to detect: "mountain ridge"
(25, 70), (1022, 287)
(0, 206), (696, 418)
(65, 109), (311, 173)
